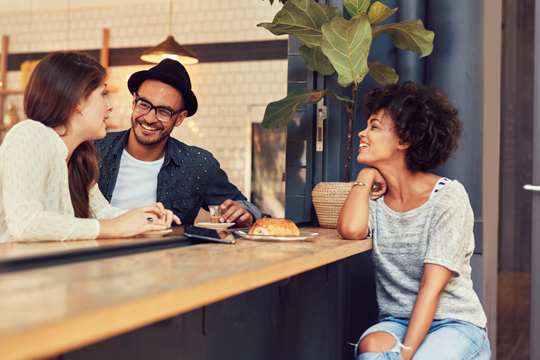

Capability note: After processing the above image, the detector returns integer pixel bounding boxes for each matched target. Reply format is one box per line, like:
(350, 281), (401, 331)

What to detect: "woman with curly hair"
(337, 82), (491, 360)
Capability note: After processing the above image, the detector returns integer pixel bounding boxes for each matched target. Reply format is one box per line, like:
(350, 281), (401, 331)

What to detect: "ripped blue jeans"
(355, 317), (491, 360)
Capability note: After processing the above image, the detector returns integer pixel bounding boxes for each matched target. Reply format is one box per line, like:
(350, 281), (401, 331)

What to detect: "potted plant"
(257, 0), (434, 227)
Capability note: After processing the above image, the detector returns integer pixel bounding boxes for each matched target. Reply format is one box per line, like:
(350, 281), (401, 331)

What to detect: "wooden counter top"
(0, 226), (188, 261)
(0, 227), (371, 360)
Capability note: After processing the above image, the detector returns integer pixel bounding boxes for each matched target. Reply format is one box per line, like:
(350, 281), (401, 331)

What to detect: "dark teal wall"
(284, 36), (315, 224)
(426, 1), (484, 220)
(284, 0), (486, 301)
(285, 0), (485, 251)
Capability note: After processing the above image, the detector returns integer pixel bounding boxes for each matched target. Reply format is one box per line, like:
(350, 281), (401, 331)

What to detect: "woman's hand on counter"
(97, 202), (181, 239)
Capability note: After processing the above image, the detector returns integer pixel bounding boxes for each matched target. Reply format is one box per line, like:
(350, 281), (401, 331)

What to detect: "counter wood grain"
(0, 227), (371, 360)
(0, 227), (187, 260)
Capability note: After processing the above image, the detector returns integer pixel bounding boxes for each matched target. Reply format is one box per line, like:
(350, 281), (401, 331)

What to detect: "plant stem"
(344, 83), (358, 182)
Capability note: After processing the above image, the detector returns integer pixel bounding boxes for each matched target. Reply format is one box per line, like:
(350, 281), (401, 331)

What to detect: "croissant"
(248, 218), (300, 236)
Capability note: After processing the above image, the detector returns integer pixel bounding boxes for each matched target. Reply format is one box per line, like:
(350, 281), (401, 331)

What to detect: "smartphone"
(183, 225), (239, 244)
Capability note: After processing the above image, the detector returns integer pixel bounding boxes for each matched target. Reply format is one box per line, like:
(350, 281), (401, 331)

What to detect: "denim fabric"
(93, 130), (261, 224)
(355, 317), (491, 360)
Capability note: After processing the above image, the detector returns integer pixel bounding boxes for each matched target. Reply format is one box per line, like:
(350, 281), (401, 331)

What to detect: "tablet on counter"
(183, 225), (240, 244)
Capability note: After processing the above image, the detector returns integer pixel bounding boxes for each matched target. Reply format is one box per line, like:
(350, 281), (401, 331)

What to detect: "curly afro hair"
(362, 81), (463, 173)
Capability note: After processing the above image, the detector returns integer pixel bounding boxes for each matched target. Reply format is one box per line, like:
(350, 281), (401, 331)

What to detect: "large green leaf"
(367, 62), (399, 85)
(321, 13), (372, 87)
(299, 45), (336, 76)
(368, 2), (397, 25)
(257, 0), (342, 49)
(260, 89), (352, 130)
(343, 0), (371, 17)
(372, 20), (435, 58)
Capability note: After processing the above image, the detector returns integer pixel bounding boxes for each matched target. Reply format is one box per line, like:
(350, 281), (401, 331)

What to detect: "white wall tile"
(0, 0), (288, 195)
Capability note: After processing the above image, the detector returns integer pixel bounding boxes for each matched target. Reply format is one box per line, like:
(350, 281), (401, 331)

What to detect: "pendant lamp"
(140, 0), (198, 64)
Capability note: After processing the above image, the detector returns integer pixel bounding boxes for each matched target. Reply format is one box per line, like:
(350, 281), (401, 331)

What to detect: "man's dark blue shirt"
(93, 130), (261, 224)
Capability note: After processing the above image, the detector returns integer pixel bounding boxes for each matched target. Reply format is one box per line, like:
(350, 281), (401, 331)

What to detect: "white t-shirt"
(110, 150), (164, 210)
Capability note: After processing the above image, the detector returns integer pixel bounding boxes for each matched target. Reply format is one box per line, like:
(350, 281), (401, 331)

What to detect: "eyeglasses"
(134, 94), (184, 122)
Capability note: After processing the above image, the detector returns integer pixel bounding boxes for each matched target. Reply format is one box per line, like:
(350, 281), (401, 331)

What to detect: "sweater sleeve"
(424, 185), (473, 276)
(1, 122), (100, 242)
(89, 183), (128, 220)
(366, 198), (378, 239)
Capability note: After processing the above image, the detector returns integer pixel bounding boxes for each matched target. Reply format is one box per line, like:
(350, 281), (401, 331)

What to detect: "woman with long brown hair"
(0, 51), (179, 242)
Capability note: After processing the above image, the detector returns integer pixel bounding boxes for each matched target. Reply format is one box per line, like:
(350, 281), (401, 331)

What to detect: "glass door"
(498, 1), (537, 359)
(530, 1), (540, 358)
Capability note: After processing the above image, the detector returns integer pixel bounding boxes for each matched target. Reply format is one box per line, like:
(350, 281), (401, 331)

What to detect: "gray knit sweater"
(367, 180), (487, 328)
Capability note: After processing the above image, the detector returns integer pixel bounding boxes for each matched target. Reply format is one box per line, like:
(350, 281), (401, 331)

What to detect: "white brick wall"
(0, 0), (288, 197)
(0, 0), (282, 53)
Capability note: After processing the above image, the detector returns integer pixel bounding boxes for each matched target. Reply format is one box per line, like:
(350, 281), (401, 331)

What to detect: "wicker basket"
(311, 182), (354, 229)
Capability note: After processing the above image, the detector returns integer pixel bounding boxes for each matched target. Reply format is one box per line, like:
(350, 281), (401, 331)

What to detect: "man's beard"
(131, 114), (173, 149)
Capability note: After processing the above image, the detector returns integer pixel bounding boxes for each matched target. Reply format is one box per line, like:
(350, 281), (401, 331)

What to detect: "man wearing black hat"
(93, 59), (261, 226)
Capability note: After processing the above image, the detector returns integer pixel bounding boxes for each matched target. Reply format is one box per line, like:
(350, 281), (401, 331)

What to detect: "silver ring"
(146, 217), (153, 224)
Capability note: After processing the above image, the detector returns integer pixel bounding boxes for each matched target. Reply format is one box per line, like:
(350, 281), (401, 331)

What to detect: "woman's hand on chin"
(357, 167), (387, 200)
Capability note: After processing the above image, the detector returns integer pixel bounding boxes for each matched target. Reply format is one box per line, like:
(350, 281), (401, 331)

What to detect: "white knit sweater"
(0, 120), (126, 242)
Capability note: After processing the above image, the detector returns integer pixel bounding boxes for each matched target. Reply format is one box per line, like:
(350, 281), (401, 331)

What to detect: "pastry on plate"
(248, 218), (299, 236)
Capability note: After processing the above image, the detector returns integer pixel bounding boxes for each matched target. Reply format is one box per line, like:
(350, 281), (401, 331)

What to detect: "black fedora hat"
(128, 59), (198, 117)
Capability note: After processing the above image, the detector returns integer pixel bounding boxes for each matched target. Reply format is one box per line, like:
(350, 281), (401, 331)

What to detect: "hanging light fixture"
(140, 0), (198, 64)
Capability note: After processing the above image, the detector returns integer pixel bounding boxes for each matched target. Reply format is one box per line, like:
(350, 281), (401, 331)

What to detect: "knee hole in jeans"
(358, 331), (397, 355)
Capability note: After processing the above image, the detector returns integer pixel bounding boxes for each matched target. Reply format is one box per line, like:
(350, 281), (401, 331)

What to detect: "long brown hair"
(24, 51), (106, 218)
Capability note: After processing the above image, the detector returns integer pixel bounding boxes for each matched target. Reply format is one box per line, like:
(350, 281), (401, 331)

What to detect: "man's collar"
(109, 129), (131, 157)
(163, 136), (183, 167)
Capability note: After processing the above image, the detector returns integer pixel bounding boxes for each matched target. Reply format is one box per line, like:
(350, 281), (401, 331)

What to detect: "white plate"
(137, 229), (173, 238)
(196, 222), (236, 230)
(234, 231), (319, 242)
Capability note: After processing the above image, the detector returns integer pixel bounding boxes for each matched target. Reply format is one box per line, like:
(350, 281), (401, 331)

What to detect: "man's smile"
(141, 123), (158, 131)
